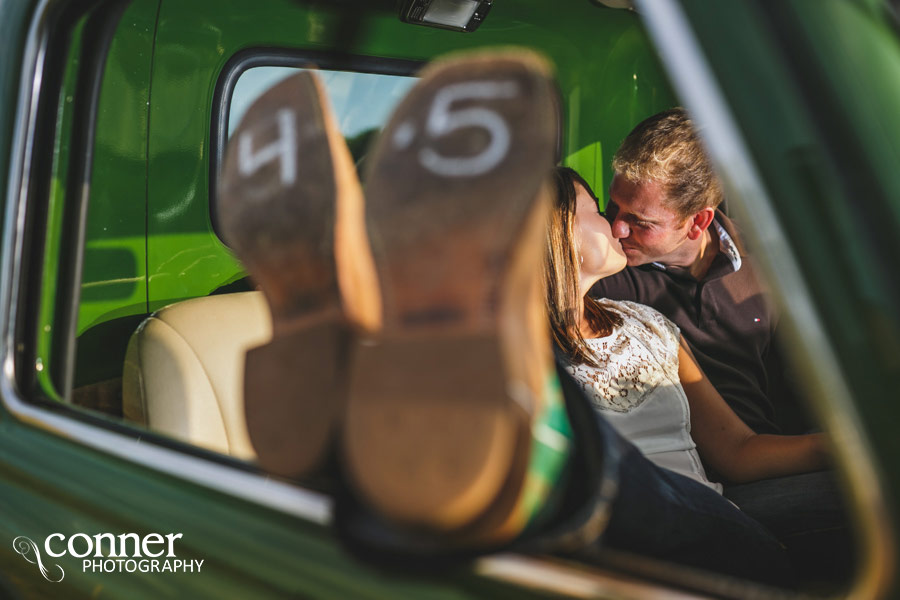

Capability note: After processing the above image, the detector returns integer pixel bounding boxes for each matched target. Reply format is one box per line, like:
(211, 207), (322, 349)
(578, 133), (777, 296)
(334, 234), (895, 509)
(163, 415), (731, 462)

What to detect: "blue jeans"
(548, 363), (795, 588)
(724, 472), (853, 581)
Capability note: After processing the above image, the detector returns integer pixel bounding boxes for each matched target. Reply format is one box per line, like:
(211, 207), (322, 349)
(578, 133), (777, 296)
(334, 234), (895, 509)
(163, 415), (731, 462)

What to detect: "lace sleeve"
(616, 301), (681, 364)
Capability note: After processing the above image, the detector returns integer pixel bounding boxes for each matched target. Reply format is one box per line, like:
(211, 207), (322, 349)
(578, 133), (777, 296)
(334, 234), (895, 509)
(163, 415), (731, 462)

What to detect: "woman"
(546, 166), (828, 491)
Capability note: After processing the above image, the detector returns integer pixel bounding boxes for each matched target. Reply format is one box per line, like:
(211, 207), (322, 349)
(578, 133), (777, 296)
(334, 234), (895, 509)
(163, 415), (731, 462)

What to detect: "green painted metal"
(0, 417), (563, 598)
(143, 0), (673, 315)
(78, 0), (156, 327)
(15, 0), (900, 596)
(57, 0), (157, 387)
(0, 0), (39, 241)
(76, 0), (156, 336)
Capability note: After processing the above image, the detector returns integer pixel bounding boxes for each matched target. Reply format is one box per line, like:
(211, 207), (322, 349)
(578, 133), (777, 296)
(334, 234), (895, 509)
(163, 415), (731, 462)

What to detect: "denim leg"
(723, 472), (854, 582)
(591, 414), (794, 587)
(723, 471), (848, 539)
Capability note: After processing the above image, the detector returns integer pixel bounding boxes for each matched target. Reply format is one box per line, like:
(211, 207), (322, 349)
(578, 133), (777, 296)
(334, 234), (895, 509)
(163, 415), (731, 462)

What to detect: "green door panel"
(0, 421), (561, 599)
(79, 0), (158, 334)
(61, 0), (160, 389)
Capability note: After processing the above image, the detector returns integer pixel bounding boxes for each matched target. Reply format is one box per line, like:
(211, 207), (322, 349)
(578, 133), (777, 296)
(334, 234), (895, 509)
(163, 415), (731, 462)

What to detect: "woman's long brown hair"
(544, 167), (622, 367)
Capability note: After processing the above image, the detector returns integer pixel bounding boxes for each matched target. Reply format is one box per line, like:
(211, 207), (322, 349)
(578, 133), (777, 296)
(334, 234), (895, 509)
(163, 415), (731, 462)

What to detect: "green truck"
(1, 0), (899, 597)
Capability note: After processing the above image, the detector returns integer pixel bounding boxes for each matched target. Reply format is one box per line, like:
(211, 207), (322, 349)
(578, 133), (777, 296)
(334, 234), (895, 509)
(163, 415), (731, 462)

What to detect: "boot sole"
(343, 50), (559, 534)
(218, 71), (379, 477)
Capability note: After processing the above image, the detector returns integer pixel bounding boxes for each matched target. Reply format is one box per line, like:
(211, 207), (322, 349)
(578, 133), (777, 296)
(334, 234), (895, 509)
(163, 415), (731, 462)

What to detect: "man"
(593, 107), (800, 435)
(592, 108), (850, 580)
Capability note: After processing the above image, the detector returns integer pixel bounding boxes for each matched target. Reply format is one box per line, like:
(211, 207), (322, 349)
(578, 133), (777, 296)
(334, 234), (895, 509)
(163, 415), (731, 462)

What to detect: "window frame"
(636, 0), (895, 596)
(2, 9), (682, 598)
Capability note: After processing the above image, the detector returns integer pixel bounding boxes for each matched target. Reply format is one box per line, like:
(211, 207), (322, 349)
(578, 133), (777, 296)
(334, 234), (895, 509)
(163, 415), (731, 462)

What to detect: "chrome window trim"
(637, 0), (895, 597)
(475, 553), (710, 599)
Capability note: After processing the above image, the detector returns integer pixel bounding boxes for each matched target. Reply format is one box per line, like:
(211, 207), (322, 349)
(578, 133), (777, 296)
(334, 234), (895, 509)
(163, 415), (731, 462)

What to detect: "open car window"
(5, 0), (893, 598)
(210, 64), (418, 243)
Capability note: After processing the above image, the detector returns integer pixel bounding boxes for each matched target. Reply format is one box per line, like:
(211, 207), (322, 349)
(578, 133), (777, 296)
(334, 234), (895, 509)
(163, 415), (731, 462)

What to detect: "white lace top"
(566, 300), (723, 494)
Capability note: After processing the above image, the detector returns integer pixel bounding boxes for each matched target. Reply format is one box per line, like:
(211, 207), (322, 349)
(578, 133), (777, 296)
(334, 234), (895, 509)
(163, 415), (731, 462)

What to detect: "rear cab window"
(212, 59), (420, 240)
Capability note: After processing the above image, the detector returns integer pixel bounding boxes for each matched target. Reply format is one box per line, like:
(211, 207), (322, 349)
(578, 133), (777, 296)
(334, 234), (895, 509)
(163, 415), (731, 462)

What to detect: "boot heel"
(345, 333), (520, 530)
(244, 320), (349, 478)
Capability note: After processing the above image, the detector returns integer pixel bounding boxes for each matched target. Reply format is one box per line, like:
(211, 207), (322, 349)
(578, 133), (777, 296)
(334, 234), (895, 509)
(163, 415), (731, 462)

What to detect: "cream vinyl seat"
(122, 291), (271, 460)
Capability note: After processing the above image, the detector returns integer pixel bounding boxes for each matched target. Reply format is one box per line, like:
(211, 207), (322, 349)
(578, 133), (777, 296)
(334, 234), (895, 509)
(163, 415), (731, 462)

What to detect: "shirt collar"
(714, 219), (742, 272)
(649, 218), (742, 273)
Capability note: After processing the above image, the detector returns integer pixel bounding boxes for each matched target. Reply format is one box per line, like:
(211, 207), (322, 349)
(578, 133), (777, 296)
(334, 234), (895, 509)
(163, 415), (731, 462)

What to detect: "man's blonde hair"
(612, 108), (722, 220)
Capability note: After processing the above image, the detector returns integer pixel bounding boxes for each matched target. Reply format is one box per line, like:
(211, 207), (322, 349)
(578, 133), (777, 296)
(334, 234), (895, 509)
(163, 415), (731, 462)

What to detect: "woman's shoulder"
(598, 299), (681, 349)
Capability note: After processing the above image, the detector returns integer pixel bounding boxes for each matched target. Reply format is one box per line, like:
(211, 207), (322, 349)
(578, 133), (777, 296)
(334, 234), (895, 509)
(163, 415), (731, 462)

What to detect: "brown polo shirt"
(590, 212), (795, 434)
